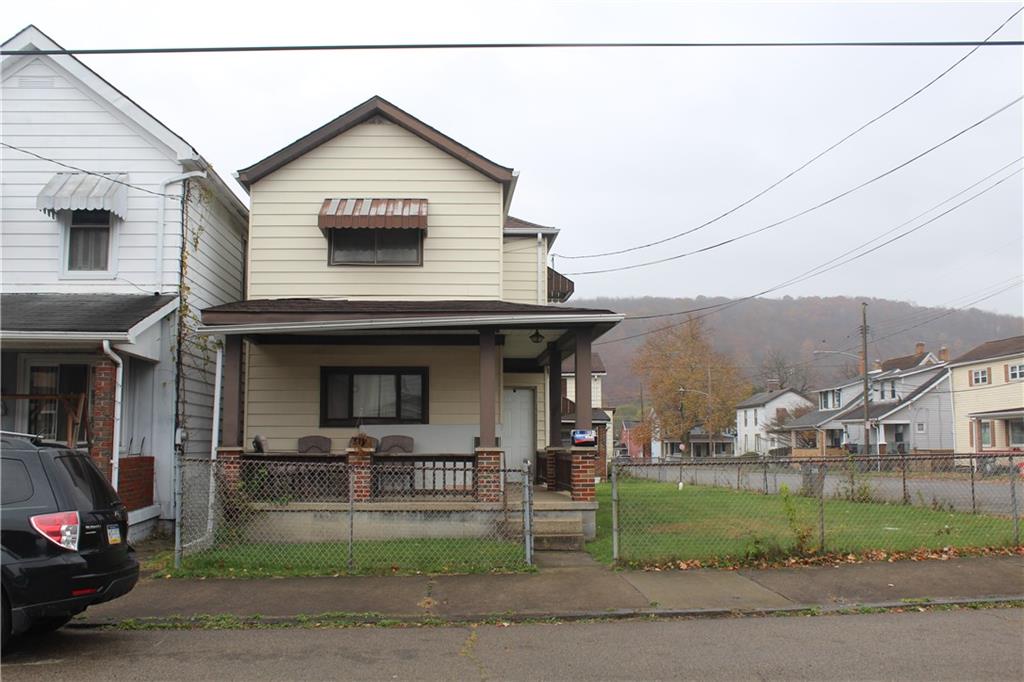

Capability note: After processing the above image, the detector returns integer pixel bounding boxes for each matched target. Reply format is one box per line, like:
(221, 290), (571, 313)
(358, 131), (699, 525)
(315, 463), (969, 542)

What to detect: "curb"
(68, 595), (1024, 630)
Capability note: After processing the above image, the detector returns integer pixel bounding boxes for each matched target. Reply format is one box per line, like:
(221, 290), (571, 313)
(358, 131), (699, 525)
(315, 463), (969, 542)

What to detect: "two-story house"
(947, 335), (1024, 454)
(197, 96), (622, 501)
(0, 26), (248, 538)
(735, 381), (813, 455)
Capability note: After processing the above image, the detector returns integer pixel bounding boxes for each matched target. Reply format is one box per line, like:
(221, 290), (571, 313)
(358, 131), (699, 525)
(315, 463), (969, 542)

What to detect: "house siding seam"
(245, 120), (503, 301)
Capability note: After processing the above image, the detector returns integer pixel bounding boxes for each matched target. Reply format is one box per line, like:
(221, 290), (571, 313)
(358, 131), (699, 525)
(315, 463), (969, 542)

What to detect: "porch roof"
(199, 298), (623, 337)
(0, 293), (178, 341)
(968, 407), (1024, 420)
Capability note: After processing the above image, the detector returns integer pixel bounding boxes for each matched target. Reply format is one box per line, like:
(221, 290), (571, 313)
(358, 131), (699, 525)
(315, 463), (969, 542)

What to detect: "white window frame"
(915, 422), (926, 434)
(1009, 419), (1024, 447)
(972, 369), (989, 386)
(59, 209), (119, 280)
(980, 421), (992, 447)
(1009, 364), (1024, 381)
(15, 353), (97, 440)
(833, 390), (841, 408)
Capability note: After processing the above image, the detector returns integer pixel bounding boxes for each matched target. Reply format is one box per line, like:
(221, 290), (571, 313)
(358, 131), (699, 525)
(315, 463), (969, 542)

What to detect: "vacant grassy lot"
(586, 478), (1016, 566)
(175, 538), (529, 578)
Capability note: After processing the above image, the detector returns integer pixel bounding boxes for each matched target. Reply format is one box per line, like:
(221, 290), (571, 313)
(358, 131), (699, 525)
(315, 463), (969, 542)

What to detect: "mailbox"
(571, 429), (597, 447)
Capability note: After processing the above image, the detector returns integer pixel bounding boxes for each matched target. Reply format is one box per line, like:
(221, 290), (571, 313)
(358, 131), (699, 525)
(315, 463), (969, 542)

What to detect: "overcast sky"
(3, 1), (1022, 316)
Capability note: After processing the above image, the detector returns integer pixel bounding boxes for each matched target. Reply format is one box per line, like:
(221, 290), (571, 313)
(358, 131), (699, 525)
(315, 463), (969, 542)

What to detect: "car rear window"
(1, 458), (34, 505)
(51, 454), (119, 511)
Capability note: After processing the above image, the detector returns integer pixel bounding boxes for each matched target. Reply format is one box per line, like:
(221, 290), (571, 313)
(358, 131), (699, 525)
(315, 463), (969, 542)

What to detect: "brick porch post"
(545, 447), (559, 489)
(347, 448), (374, 500)
(475, 448), (502, 502)
(90, 359), (116, 481)
(216, 447), (244, 489)
(569, 447), (597, 502)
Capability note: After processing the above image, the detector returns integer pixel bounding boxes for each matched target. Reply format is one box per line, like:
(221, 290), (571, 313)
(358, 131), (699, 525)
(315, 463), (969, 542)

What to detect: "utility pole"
(861, 302), (871, 456)
(706, 362), (712, 457)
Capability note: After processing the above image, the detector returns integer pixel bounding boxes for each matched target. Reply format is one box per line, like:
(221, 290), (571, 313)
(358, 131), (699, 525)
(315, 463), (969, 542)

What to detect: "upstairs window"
(971, 369), (989, 386)
(67, 210), (112, 271)
(329, 229), (422, 265)
(1008, 364), (1023, 381)
(833, 390), (842, 408)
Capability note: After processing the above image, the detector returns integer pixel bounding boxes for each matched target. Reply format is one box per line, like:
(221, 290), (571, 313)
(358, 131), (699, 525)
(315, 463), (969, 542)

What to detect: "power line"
(625, 158), (1023, 322)
(4, 39), (1024, 57)
(565, 95), (1023, 276)
(553, 6), (1024, 261)
(1, 142), (182, 199)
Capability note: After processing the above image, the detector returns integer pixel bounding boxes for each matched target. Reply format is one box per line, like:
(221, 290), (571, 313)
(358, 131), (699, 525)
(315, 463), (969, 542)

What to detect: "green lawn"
(175, 538), (530, 578)
(586, 479), (1016, 566)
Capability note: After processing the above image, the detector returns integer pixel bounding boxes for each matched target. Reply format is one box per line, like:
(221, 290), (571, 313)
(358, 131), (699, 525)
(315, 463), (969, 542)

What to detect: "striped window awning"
(318, 198), (428, 230)
(36, 172), (130, 220)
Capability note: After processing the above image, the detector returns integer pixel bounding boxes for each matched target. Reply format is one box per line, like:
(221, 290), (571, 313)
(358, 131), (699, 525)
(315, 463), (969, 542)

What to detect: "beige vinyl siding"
(502, 236), (545, 304)
(246, 344), (486, 451)
(951, 356), (1024, 452)
(246, 120), (504, 300)
(564, 374), (604, 408)
(504, 372), (547, 451)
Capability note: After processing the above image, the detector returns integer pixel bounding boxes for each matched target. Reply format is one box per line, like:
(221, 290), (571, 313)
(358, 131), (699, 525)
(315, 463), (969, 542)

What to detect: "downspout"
(536, 233), (544, 304)
(946, 366), (957, 453)
(206, 345), (224, 536)
(101, 340), (124, 491)
(155, 171), (207, 293)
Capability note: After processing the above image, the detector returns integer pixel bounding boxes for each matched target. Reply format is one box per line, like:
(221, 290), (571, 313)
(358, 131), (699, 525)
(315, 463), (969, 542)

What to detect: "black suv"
(1, 433), (139, 647)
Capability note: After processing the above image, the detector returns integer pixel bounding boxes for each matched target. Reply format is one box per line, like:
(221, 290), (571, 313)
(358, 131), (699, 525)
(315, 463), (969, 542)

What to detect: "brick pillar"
(217, 447), (243, 489)
(569, 447), (596, 502)
(475, 448), (502, 502)
(596, 424), (608, 479)
(347, 448), (374, 500)
(545, 446), (560, 489)
(90, 359), (116, 481)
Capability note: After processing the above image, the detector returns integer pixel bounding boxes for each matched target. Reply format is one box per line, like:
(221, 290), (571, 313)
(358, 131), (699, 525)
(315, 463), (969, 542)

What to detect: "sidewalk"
(78, 553), (1023, 626)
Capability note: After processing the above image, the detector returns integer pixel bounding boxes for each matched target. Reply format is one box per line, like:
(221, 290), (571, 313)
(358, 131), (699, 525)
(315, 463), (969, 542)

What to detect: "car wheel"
(24, 614), (73, 636)
(1, 591), (10, 651)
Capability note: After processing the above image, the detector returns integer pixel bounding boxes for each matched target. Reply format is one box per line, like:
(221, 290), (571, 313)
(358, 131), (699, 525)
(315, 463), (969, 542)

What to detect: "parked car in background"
(1, 433), (139, 648)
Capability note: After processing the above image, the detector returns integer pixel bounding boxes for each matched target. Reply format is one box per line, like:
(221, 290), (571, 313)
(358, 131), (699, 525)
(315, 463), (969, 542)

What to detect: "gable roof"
(735, 388), (809, 409)
(236, 96), (516, 192)
(1, 25), (247, 221)
(880, 351), (935, 372)
(948, 335), (1024, 367)
(561, 353), (607, 375)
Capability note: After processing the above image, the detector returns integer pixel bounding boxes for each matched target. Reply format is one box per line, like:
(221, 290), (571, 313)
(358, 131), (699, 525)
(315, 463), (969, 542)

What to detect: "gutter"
(101, 340), (124, 491)
(198, 312), (625, 336)
(155, 171), (207, 293)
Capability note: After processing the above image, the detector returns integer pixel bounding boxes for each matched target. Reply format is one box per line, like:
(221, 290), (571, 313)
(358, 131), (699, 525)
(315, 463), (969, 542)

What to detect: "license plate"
(106, 524), (122, 545)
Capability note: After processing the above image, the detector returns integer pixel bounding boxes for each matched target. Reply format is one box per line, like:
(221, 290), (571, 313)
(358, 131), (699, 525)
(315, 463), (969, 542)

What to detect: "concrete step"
(534, 534), (584, 551)
(501, 518), (583, 536)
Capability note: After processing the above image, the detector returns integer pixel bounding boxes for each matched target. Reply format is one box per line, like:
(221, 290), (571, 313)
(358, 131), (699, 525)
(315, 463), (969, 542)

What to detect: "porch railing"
(555, 450), (573, 491)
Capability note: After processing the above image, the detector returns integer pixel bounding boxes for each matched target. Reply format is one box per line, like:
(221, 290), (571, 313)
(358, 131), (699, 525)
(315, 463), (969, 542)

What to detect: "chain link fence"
(608, 453), (1021, 566)
(174, 457), (533, 575)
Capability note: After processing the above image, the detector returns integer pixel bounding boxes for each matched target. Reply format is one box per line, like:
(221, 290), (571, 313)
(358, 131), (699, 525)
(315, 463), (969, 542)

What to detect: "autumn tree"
(633, 318), (750, 448)
(756, 348), (814, 393)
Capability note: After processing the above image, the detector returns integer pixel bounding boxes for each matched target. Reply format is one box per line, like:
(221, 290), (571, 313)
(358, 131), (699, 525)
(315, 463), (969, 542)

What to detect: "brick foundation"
(346, 448), (374, 500)
(569, 447), (597, 502)
(117, 456), (154, 511)
(217, 447), (244, 489)
(545, 446), (559, 489)
(89, 359), (116, 479)
(475, 448), (502, 502)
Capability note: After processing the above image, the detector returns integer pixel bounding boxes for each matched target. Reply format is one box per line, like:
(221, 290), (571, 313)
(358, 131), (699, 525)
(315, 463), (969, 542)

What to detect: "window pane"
(72, 209), (111, 226)
(400, 374), (423, 420)
(353, 374), (397, 418)
(981, 422), (991, 446)
(68, 226), (110, 270)
(331, 230), (375, 264)
(28, 367), (58, 438)
(376, 230), (420, 264)
(326, 373), (350, 420)
(2, 459), (34, 505)
(53, 454), (119, 511)
(1010, 420), (1024, 445)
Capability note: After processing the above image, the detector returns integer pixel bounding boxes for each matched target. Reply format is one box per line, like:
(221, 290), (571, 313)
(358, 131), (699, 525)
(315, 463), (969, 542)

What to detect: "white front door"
(502, 388), (535, 483)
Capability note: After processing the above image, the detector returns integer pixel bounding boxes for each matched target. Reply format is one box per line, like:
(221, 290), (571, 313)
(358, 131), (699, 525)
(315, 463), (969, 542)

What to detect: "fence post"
(523, 459), (533, 565)
(901, 454), (909, 505)
(762, 459), (769, 494)
(347, 461), (355, 572)
(818, 462), (826, 553)
(970, 456), (977, 514)
(611, 462), (620, 562)
(173, 452), (182, 570)
(1010, 455), (1020, 547)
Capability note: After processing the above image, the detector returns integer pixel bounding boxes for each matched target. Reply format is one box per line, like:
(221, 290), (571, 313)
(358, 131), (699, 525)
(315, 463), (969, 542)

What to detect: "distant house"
(946, 335), (1024, 454)
(772, 343), (951, 456)
(734, 382), (812, 455)
(653, 425), (735, 459)
(0, 26), (248, 539)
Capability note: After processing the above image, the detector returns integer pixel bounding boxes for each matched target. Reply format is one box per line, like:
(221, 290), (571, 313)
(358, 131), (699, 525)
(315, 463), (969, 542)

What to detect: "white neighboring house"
(0, 26), (248, 539)
(735, 384), (813, 455)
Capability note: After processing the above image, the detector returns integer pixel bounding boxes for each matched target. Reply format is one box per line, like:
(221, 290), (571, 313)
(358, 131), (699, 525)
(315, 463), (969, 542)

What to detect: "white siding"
(246, 120), (504, 300)
(1, 57), (185, 293)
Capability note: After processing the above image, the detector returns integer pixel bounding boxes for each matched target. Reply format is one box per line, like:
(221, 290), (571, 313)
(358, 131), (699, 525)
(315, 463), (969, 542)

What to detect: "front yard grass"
(586, 478), (1016, 566)
(173, 538), (530, 578)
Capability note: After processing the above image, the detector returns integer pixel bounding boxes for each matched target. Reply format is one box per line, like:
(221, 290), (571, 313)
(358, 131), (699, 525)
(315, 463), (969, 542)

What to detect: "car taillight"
(30, 511), (80, 551)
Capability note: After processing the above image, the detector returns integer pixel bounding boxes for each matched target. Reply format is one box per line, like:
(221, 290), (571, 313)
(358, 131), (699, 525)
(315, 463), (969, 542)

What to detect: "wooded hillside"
(576, 295), (1022, 406)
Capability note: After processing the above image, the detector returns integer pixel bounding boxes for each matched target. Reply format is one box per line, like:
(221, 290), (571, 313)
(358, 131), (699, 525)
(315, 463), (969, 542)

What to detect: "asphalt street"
(629, 464), (1016, 514)
(3, 608), (1021, 681)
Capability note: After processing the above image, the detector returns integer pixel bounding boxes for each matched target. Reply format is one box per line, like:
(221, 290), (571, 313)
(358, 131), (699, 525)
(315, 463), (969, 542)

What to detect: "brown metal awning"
(318, 198), (428, 230)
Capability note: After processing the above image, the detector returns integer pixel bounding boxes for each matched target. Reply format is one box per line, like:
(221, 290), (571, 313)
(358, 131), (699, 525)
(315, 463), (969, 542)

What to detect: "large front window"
(329, 229), (422, 265)
(320, 367), (427, 426)
(1010, 419), (1024, 447)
